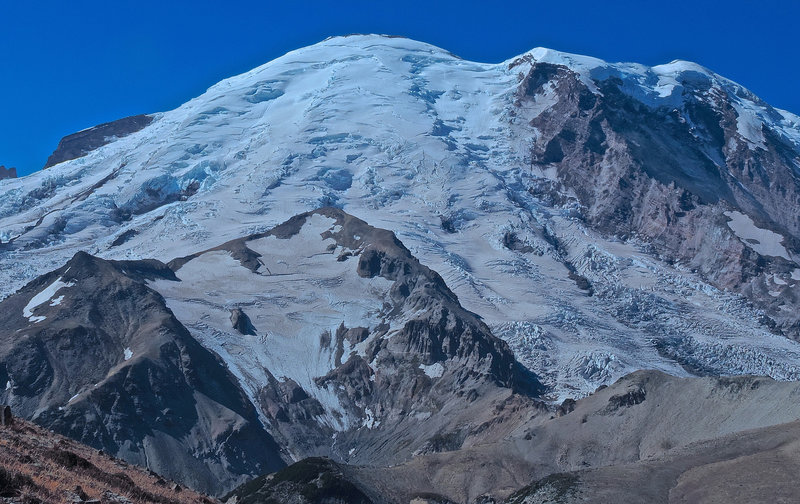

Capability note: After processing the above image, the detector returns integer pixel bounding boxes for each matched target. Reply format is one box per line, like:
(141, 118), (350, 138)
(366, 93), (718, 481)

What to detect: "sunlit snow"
(152, 214), (395, 430)
(22, 276), (74, 323)
(419, 362), (444, 378)
(724, 211), (791, 260)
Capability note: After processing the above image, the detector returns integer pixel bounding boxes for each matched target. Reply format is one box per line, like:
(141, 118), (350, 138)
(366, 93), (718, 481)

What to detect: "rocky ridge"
(0, 166), (16, 180)
(153, 207), (543, 466)
(512, 55), (800, 337)
(44, 115), (154, 169)
(0, 251), (284, 495)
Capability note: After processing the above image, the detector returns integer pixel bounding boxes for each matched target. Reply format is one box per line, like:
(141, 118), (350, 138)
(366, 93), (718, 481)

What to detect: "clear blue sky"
(2, 0), (798, 176)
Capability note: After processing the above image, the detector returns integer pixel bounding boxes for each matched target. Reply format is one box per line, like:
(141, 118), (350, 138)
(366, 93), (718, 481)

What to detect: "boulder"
(1, 405), (12, 426)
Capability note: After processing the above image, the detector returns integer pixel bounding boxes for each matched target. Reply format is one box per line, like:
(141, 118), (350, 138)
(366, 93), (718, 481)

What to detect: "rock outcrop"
(0, 405), (11, 426)
(224, 458), (374, 504)
(230, 308), (256, 336)
(0, 165), (16, 180)
(44, 114), (153, 168)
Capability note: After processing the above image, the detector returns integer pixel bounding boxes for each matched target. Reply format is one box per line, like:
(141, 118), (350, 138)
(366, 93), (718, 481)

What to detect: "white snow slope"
(2, 35), (800, 400)
(151, 213), (396, 432)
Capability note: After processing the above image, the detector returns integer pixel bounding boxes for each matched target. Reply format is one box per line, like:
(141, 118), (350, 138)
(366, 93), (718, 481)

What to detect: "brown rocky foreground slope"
(0, 414), (216, 504)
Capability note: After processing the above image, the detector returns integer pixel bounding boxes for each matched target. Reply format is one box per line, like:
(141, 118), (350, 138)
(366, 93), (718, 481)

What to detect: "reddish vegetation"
(0, 417), (218, 504)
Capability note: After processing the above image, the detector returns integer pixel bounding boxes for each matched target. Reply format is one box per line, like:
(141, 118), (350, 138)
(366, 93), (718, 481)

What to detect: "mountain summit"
(1, 33), (799, 404)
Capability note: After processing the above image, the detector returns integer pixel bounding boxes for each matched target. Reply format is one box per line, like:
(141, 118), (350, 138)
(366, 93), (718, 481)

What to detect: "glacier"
(2, 35), (800, 400)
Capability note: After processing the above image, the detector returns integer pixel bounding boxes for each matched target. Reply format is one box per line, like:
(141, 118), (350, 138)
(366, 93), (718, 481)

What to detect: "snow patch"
(724, 211), (791, 260)
(124, 347), (133, 361)
(419, 362), (444, 378)
(5, 381), (10, 391)
(363, 407), (380, 429)
(731, 101), (767, 149)
(23, 277), (75, 322)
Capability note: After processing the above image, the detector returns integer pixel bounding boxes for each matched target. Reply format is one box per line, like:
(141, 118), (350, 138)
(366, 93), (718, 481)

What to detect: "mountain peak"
(2, 36), (800, 404)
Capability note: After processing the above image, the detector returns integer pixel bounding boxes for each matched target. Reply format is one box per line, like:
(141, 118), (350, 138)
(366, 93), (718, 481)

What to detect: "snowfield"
(2, 35), (800, 400)
(152, 214), (396, 430)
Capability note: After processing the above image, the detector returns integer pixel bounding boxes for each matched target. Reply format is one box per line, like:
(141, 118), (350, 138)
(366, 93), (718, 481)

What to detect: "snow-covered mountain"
(1, 34), (800, 404)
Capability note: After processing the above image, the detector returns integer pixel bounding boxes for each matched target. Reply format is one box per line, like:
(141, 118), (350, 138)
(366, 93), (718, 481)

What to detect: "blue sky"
(2, 0), (799, 176)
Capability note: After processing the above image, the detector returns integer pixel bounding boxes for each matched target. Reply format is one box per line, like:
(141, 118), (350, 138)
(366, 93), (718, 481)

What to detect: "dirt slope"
(0, 415), (216, 504)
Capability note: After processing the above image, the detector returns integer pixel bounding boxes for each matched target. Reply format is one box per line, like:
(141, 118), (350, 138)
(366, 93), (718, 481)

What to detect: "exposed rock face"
(1, 405), (12, 426)
(44, 114), (153, 168)
(230, 308), (256, 335)
(513, 58), (800, 337)
(0, 165), (16, 180)
(0, 251), (284, 495)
